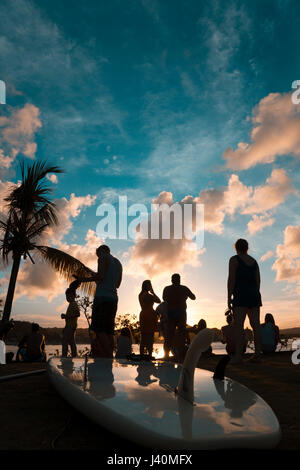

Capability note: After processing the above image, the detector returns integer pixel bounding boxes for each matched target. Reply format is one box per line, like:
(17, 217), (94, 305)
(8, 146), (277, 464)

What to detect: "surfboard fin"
(213, 355), (231, 380)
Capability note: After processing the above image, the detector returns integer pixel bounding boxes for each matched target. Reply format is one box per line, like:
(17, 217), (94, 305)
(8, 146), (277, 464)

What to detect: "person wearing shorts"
(227, 238), (262, 364)
(162, 274), (195, 362)
(76, 245), (122, 358)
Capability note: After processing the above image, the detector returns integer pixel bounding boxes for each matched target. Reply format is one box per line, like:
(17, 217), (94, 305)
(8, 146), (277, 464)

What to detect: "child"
(115, 327), (132, 358)
(61, 280), (81, 357)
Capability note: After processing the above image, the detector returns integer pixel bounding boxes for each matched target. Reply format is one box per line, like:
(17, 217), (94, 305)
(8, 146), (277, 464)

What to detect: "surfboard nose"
(177, 328), (214, 403)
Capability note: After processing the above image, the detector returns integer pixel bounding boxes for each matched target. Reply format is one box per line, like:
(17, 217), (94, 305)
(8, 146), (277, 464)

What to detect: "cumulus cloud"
(223, 92), (300, 170)
(0, 149), (15, 171)
(129, 169), (296, 275)
(195, 174), (252, 234)
(14, 229), (100, 301)
(128, 191), (203, 277)
(0, 103), (41, 165)
(247, 215), (275, 236)
(242, 169), (297, 215)
(272, 223), (300, 291)
(197, 169), (295, 235)
(44, 193), (96, 244)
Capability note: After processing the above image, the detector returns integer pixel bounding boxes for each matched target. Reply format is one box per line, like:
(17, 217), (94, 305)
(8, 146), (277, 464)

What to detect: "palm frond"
(37, 246), (96, 296)
(5, 160), (64, 220)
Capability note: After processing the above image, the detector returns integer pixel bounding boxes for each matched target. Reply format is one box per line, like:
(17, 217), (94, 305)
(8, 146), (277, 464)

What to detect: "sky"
(0, 0), (300, 329)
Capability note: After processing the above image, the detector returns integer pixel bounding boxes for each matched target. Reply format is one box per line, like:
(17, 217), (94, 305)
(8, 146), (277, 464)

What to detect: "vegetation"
(0, 160), (98, 324)
(0, 161), (63, 323)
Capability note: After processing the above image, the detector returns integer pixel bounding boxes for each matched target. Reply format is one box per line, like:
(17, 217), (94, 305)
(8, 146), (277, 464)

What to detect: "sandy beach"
(0, 352), (299, 451)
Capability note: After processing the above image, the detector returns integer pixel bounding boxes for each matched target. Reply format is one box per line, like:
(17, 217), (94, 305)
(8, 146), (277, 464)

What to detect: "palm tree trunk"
(1, 253), (21, 323)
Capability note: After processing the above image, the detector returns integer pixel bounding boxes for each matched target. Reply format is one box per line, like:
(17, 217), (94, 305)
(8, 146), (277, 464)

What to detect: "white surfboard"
(48, 336), (281, 449)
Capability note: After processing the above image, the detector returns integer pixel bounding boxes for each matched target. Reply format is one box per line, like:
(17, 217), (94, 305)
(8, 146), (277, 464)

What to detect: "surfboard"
(47, 355), (281, 449)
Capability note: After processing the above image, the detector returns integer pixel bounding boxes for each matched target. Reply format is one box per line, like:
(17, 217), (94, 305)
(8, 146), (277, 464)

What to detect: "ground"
(0, 352), (299, 450)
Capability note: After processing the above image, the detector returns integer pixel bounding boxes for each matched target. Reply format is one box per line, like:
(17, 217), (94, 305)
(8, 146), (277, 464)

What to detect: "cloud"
(128, 191), (203, 277)
(223, 92), (300, 170)
(272, 223), (300, 291)
(0, 178), (15, 213)
(0, 0), (127, 168)
(260, 250), (275, 262)
(0, 149), (15, 171)
(1, 191), (98, 302)
(197, 169), (295, 234)
(14, 229), (100, 302)
(44, 193), (96, 244)
(46, 174), (58, 184)
(128, 168), (296, 276)
(247, 215), (275, 236)
(0, 103), (41, 168)
(242, 169), (297, 214)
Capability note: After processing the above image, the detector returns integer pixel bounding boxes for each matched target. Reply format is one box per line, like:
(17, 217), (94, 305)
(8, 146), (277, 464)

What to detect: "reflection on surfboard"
(50, 357), (281, 449)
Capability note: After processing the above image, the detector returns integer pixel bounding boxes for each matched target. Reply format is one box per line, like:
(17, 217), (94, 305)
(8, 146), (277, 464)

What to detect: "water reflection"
(87, 359), (116, 400)
(52, 358), (278, 444)
(213, 378), (256, 419)
(135, 362), (158, 386)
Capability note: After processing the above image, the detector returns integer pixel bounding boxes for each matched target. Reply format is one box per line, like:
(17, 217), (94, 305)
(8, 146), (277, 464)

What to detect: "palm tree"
(1, 160), (97, 324)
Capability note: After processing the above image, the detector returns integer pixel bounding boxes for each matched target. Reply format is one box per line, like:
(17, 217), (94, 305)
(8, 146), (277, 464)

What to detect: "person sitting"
(221, 314), (247, 356)
(18, 323), (46, 362)
(0, 320), (15, 364)
(187, 319), (213, 357)
(115, 327), (132, 359)
(261, 313), (280, 354)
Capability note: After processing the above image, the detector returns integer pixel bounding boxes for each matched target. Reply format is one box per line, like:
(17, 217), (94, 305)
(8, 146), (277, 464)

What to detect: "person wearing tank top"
(76, 244), (122, 358)
(227, 238), (262, 364)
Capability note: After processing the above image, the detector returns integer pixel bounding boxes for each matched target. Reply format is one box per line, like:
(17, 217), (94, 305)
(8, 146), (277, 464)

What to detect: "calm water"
(6, 342), (227, 358)
(6, 340), (294, 358)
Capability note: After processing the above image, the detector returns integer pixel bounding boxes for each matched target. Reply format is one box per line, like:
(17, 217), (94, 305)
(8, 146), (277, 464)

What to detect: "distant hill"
(5, 320), (300, 346)
(5, 321), (90, 345)
(280, 328), (300, 337)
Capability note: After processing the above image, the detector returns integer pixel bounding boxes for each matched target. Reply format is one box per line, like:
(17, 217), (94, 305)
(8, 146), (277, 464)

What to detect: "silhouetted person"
(261, 313), (280, 353)
(227, 239), (262, 363)
(115, 327), (132, 358)
(187, 319), (213, 357)
(163, 274), (195, 362)
(139, 280), (161, 356)
(155, 301), (168, 357)
(76, 245), (122, 358)
(221, 314), (247, 356)
(61, 281), (81, 357)
(18, 323), (46, 362)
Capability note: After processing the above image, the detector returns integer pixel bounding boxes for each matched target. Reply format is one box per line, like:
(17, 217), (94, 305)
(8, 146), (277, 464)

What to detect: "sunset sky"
(0, 0), (300, 330)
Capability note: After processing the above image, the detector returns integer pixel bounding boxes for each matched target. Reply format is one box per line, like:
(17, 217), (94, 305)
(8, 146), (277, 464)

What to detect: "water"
(6, 340), (296, 359)
(5, 342), (225, 358)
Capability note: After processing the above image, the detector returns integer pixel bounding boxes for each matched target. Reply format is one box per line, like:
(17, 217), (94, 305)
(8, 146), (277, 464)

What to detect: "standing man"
(76, 245), (122, 358)
(227, 238), (262, 364)
(61, 281), (81, 358)
(162, 273), (196, 362)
